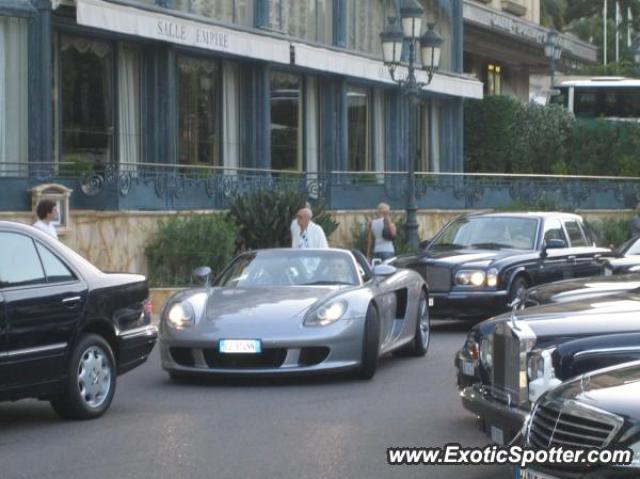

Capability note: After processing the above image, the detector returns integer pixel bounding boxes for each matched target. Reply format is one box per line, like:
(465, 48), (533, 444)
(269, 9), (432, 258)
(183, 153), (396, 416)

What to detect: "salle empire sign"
(157, 20), (229, 49)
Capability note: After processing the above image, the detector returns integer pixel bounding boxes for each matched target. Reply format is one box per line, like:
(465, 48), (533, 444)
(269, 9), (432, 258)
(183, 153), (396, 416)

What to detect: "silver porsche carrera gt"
(159, 248), (430, 380)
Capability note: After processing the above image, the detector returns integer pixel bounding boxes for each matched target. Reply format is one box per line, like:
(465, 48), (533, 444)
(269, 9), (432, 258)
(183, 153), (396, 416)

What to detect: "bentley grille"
(425, 266), (452, 293)
(529, 400), (621, 449)
(490, 324), (522, 405)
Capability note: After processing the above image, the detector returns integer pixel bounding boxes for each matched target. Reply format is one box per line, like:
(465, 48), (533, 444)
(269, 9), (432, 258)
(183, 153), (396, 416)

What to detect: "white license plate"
(462, 360), (475, 376)
(219, 339), (262, 354)
(490, 425), (504, 445)
(517, 469), (559, 479)
(428, 297), (434, 307)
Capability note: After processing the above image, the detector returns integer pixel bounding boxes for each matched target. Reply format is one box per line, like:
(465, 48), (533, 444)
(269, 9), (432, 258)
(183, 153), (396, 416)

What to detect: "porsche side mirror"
(541, 238), (566, 257)
(192, 266), (213, 286)
(373, 264), (397, 277)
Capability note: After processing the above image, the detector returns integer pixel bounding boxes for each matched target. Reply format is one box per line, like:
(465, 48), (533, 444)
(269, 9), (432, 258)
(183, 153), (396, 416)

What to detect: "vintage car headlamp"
(167, 302), (195, 329)
(480, 336), (493, 369)
(528, 348), (561, 403)
(304, 300), (348, 327)
(464, 334), (479, 361)
(486, 268), (498, 287)
(455, 270), (486, 287)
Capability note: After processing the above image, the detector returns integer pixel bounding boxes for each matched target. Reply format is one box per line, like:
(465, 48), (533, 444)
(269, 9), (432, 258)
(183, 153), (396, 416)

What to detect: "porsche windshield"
(218, 250), (359, 287)
(431, 217), (539, 251)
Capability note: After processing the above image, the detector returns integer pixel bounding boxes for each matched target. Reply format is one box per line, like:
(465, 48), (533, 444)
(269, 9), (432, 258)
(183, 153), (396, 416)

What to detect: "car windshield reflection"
(431, 217), (539, 251)
(217, 250), (359, 287)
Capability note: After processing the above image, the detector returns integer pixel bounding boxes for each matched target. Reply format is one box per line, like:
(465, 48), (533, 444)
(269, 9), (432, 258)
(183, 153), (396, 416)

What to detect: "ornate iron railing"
(1, 161), (639, 211)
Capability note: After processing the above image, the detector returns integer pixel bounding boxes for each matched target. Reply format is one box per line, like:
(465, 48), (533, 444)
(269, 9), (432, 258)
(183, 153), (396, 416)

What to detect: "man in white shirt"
(33, 199), (59, 240)
(292, 207), (328, 249)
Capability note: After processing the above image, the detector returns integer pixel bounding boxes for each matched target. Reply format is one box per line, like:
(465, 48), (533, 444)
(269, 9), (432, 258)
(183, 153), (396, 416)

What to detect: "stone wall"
(2, 208), (632, 276)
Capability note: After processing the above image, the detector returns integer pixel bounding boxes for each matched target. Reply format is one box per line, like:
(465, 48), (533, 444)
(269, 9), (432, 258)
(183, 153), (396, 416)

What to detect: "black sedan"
(520, 360), (640, 478)
(458, 291), (640, 445)
(0, 221), (157, 419)
(393, 212), (609, 320)
(603, 235), (640, 275)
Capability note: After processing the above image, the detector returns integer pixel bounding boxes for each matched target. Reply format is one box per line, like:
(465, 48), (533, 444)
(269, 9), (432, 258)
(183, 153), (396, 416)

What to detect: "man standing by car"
(292, 207), (328, 249)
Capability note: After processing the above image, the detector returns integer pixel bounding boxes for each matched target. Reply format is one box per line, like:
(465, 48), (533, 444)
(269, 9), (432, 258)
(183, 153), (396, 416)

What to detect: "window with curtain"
(347, 0), (386, 55)
(173, 0), (254, 27)
(0, 16), (28, 177)
(59, 36), (114, 169)
(270, 71), (303, 171)
(222, 61), (241, 170)
(118, 44), (142, 172)
(270, 0), (333, 44)
(486, 64), (502, 95)
(177, 56), (221, 167)
(347, 85), (370, 172)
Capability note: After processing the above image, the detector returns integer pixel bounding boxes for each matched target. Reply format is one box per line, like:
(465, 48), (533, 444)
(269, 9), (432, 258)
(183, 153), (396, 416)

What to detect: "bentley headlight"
(167, 302), (195, 329)
(456, 270), (486, 287)
(486, 268), (498, 288)
(304, 300), (348, 327)
(480, 336), (493, 369)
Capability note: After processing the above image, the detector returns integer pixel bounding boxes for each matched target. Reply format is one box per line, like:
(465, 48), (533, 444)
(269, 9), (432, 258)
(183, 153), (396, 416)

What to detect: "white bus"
(549, 77), (640, 120)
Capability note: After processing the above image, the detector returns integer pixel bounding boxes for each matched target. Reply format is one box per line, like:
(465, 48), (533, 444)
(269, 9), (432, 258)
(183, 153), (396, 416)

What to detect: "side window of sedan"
(564, 220), (588, 247)
(0, 232), (46, 288)
(35, 242), (76, 283)
(543, 219), (567, 244)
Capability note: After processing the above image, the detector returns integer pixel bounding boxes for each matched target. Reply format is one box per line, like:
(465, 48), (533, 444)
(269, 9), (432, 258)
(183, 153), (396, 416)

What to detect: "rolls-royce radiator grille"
(490, 327), (521, 404)
(425, 266), (451, 293)
(529, 401), (621, 449)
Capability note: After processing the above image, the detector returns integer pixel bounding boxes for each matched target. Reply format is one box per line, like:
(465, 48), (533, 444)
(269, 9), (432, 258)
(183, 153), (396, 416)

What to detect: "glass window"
(347, 86), (370, 171)
(118, 44), (143, 170)
(0, 233), (46, 288)
(543, 218), (567, 243)
(173, 0), (254, 27)
(347, 0), (385, 55)
(36, 243), (76, 283)
(270, 0), (333, 44)
(270, 71), (303, 171)
(177, 56), (221, 166)
(486, 64), (502, 95)
(59, 36), (114, 169)
(432, 217), (539, 251)
(564, 220), (588, 247)
(0, 17), (28, 177)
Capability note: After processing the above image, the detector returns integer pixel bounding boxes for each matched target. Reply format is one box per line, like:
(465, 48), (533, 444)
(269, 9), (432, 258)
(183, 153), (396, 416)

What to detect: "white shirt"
(33, 220), (58, 240)
(292, 221), (328, 249)
(371, 217), (394, 253)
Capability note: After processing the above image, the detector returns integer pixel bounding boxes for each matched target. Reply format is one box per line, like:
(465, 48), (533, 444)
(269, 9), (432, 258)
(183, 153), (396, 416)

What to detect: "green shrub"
(145, 214), (236, 287)
(227, 188), (338, 250)
(350, 215), (412, 257)
(589, 218), (631, 248)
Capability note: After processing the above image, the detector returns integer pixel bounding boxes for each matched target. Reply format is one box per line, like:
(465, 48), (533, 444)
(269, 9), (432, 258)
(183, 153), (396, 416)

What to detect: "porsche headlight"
(480, 336), (493, 369)
(166, 302), (195, 329)
(455, 270), (486, 287)
(304, 300), (348, 327)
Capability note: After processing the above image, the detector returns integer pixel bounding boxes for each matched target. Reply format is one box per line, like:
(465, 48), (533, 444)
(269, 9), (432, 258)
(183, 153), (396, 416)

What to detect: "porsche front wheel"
(357, 304), (380, 380)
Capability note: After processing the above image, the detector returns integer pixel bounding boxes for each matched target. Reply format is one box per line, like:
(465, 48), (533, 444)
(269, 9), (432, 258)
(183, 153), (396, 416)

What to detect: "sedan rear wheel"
(50, 334), (116, 420)
(356, 304), (380, 380)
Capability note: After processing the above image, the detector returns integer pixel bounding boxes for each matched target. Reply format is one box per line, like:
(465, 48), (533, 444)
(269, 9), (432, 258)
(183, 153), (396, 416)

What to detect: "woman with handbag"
(367, 202), (396, 262)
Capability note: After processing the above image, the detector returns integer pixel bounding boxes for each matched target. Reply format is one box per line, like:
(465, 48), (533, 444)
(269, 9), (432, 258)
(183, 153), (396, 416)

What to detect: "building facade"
(0, 0), (482, 212)
(463, 0), (598, 101)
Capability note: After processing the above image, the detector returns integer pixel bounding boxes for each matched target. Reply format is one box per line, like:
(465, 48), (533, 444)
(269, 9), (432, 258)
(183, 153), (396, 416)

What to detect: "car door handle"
(62, 296), (81, 307)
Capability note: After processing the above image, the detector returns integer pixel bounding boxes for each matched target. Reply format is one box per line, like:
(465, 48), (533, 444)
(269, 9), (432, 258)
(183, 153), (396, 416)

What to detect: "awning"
(76, 0), (291, 64)
(292, 43), (484, 99)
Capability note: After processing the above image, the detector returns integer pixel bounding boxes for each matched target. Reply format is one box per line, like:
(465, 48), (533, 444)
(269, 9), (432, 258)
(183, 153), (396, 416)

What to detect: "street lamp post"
(544, 29), (562, 95)
(380, 0), (443, 251)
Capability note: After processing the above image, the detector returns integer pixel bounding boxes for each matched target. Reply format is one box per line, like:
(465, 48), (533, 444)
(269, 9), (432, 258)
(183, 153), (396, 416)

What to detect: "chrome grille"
(425, 266), (451, 293)
(529, 400), (622, 449)
(490, 323), (522, 405)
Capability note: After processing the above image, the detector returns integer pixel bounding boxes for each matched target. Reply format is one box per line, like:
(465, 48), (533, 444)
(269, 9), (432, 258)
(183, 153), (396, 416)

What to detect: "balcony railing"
(1, 161), (639, 211)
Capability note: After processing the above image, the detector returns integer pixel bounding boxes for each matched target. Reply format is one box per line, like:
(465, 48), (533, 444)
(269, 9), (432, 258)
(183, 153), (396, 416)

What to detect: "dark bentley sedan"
(520, 360), (640, 478)
(393, 212), (610, 319)
(0, 221), (157, 419)
(458, 291), (640, 445)
(602, 235), (640, 275)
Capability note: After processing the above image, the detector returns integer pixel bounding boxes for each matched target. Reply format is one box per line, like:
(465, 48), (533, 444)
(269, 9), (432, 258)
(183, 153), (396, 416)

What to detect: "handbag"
(382, 218), (396, 241)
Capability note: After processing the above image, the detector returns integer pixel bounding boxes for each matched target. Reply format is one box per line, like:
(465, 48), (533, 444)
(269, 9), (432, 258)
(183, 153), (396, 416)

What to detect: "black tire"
(509, 276), (529, 305)
(50, 334), (116, 420)
(409, 290), (430, 357)
(357, 304), (380, 380)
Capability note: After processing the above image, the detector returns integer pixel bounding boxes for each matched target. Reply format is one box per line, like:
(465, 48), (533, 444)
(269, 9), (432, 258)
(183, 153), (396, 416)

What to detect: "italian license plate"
(462, 360), (475, 376)
(490, 425), (504, 445)
(516, 469), (559, 479)
(428, 297), (434, 307)
(219, 339), (262, 354)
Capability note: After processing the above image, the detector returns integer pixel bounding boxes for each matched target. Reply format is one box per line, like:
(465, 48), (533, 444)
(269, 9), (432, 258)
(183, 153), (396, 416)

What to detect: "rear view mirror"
(192, 266), (213, 286)
(541, 239), (566, 257)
